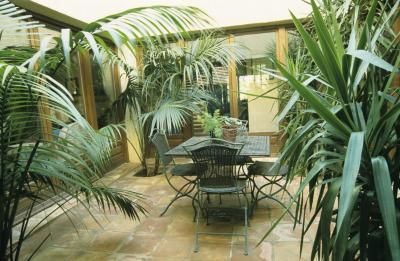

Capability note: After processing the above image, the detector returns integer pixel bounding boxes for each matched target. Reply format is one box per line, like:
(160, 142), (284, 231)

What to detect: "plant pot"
(221, 125), (238, 142)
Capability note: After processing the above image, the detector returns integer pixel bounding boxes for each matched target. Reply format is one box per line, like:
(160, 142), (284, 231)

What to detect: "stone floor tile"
(103, 214), (141, 232)
(188, 242), (232, 261)
(113, 253), (185, 261)
(271, 223), (311, 242)
(164, 218), (196, 237)
(231, 241), (273, 261)
(272, 242), (312, 261)
(117, 234), (162, 255)
(68, 250), (114, 261)
(31, 246), (72, 260)
(152, 236), (194, 258)
(133, 216), (173, 236)
(22, 163), (316, 260)
(48, 229), (98, 249)
(87, 231), (131, 253)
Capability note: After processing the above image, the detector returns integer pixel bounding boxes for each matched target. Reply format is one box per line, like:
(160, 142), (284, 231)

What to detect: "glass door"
(235, 31), (279, 133)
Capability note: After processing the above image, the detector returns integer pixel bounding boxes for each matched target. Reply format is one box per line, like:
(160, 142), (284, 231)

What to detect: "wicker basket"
(221, 125), (238, 141)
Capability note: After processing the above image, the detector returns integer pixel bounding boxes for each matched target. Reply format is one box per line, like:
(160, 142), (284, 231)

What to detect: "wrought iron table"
(165, 136), (270, 157)
(165, 136), (271, 219)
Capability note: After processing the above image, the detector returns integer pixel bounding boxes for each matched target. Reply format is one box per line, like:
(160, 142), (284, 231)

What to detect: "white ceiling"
(32, 0), (311, 27)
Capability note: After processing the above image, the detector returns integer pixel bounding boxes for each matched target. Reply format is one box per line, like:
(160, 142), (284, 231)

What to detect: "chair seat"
(199, 179), (247, 193)
(235, 156), (253, 165)
(171, 163), (197, 176)
(248, 161), (288, 176)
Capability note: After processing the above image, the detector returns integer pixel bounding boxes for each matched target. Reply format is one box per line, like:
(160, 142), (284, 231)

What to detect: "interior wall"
(118, 47), (142, 164)
(239, 75), (280, 133)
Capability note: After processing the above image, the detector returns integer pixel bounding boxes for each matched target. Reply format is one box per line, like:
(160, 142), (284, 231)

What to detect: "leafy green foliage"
(0, 0), (215, 259)
(197, 109), (223, 137)
(112, 33), (242, 175)
(263, 0), (400, 260)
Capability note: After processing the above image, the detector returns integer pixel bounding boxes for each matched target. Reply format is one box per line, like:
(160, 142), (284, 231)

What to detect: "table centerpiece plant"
(197, 109), (223, 138)
(198, 109), (247, 141)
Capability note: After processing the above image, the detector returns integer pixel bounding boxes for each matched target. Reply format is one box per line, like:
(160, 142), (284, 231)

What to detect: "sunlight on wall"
(33, 0), (311, 26)
(118, 47), (142, 164)
(239, 75), (279, 132)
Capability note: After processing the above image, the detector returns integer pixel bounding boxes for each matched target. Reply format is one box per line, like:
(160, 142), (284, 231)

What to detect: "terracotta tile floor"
(21, 162), (316, 260)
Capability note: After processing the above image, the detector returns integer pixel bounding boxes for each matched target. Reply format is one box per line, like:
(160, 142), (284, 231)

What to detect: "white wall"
(33, 0), (311, 26)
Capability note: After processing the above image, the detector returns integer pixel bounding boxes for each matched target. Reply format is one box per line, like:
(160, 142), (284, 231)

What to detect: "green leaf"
(320, 178), (341, 259)
(348, 50), (397, 72)
(276, 62), (351, 138)
(81, 31), (102, 65)
(61, 29), (72, 69)
(258, 158), (342, 245)
(337, 132), (364, 235)
(371, 157), (400, 261)
(334, 185), (361, 261)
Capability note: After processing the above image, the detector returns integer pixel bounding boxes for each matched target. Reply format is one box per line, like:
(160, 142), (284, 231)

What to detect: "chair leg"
(194, 189), (201, 253)
(160, 183), (196, 217)
(160, 191), (194, 216)
(241, 190), (250, 227)
(194, 204), (200, 253)
(192, 191), (200, 222)
(160, 174), (196, 217)
(244, 206), (248, 256)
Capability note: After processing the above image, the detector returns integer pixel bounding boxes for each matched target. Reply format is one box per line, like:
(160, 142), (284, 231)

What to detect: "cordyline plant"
(0, 0), (213, 259)
(261, 0), (399, 260)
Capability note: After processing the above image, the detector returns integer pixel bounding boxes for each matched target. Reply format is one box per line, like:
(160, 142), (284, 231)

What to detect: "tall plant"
(262, 0), (400, 260)
(0, 0), (214, 259)
(113, 34), (242, 176)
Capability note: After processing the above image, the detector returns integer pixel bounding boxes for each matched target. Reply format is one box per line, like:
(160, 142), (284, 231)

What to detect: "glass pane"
(0, 14), (30, 49)
(38, 28), (86, 123)
(187, 38), (231, 116)
(235, 32), (279, 133)
(288, 29), (302, 57)
(91, 62), (117, 128)
(207, 65), (230, 116)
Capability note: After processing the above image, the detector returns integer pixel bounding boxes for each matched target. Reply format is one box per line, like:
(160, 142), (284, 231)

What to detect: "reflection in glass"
(235, 32), (279, 133)
(92, 62), (117, 128)
(37, 28), (86, 137)
(207, 65), (230, 116)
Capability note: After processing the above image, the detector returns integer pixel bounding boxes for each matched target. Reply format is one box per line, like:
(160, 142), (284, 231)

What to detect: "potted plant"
(197, 110), (248, 141)
(262, 1), (400, 260)
(197, 109), (223, 138)
(221, 117), (248, 141)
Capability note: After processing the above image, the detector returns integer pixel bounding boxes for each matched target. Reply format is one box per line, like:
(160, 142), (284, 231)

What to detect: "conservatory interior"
(1, 0), (399, 260)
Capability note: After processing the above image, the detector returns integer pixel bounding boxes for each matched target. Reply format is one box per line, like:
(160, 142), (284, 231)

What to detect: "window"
(235, 32), (279, 133)
(91, 61), (118, 128)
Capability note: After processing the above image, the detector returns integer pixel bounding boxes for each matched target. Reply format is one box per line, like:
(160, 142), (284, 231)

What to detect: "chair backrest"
(208, 138), (244, 151)
(151, 131), (174, 167)
(186, 143), (243, 189)
(183, 138), (243, 151)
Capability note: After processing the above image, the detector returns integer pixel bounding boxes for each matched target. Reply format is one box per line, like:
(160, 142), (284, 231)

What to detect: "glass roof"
(32, 0), (311, 27)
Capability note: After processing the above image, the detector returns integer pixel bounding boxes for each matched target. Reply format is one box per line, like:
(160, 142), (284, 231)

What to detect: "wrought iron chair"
(185, 142), (249, 255)
(194, 138), (253, 173)
(248, 161), (296, 220)
(150, 131), (197, 217)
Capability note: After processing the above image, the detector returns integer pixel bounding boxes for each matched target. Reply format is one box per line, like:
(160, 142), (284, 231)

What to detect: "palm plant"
(113, 33), (243, 176)
(261, 0), (400, 260)
(0, 0), (214, 259)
